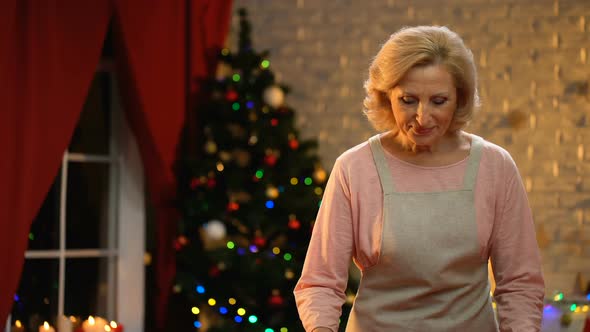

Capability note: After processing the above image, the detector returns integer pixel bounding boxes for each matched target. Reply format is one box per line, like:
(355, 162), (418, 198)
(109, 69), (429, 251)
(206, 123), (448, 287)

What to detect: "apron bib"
(346, 135), (498, 332)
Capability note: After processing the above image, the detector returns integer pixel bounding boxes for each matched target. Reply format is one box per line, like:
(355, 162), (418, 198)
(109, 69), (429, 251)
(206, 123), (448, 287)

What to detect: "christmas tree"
(174, 8), (345, 331)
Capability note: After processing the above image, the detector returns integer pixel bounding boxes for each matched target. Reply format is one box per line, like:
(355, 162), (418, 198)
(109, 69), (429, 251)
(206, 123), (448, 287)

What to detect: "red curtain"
(0, 0), (232, 328)
(0, 0), (112, 326)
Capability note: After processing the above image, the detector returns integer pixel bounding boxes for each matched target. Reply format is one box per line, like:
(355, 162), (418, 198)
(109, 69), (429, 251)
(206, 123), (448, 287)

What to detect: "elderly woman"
(294, 26), (544, 332)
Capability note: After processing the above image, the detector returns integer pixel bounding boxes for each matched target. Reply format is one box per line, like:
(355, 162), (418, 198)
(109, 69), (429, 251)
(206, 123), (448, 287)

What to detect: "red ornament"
(288, 219), (301, 230)
(173, 239), (183, 251)
(268, 294), (284, 307)
(289, 139), (299, 150)
(225, 90), (238, 101)
(207, 178), (217, 188)
(270, 118), (279, 126)
(209, 265), (221, 277)
(227, 202), (240, 212)
(253, 236), (267, 247)
(190, 177), (200, 189)
(264, 154), (277, 166)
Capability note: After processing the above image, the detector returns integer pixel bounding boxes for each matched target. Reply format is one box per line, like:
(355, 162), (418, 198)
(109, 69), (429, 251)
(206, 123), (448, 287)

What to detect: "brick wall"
(231, 0), (590, 297)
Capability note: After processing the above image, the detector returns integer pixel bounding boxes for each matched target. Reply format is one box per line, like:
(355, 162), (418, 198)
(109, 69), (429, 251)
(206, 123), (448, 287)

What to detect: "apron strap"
(463, 135), (484, 191)
(369, 135), (396, 194)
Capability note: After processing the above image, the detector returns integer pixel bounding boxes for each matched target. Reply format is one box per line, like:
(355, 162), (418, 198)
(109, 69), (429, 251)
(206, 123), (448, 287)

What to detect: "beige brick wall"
(232, 0), (590, 297)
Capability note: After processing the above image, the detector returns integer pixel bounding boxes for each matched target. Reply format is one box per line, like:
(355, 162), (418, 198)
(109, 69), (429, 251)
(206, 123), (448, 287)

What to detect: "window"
(8, 49), (146, 332)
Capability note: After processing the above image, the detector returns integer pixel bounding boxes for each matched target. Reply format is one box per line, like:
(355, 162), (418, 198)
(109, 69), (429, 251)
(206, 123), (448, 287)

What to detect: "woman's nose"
(416, 104), (431, 125)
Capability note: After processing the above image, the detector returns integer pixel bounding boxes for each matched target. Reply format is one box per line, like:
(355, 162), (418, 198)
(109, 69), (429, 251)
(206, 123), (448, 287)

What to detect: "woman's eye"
(432, 98), (447, 105)
(399, 96), (416, 105)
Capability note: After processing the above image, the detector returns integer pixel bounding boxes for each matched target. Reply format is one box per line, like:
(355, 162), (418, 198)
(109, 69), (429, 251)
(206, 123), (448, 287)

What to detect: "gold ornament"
(266, 186), (280, 199)
(314, 167), (327, 183)
(205, 140), (218, 154)
(234, 149), (251, 167)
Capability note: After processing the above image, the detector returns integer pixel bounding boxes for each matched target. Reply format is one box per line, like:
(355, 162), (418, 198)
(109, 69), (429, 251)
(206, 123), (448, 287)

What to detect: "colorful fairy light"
(227, 241), (235, 249)
(265, 200), (275, 209)
(248, 315), (258, 323)
(237, 308), (246, 316)
(232, 74), (241, 82)
(261, 60), (270, 68)
(229, 298), (237, 305)
(194, 321), (202, 328)
(196, 285), (205, 294)
(192, 307), (200, 314)
(208, 298), (216, 306)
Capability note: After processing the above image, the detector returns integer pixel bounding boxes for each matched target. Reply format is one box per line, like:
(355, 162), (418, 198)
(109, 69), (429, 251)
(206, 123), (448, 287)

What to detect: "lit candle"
(107, 321), (124, 332)
(81, 316), (108, 332)
(10, 320), (24, 332)
(39, 321), (56, 332)
(57, 316), (72, 332)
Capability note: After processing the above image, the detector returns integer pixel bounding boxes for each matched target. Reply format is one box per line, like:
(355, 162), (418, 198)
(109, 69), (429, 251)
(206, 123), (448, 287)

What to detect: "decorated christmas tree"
(173, 9), (348, 331)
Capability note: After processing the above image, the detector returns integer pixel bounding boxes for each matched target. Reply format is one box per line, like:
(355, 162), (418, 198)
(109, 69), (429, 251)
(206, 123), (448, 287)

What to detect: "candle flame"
(43, 321), (50, 330)
(15, 320), (22, 328)
(110, 321), (118, 328)
(89, 316), (95, 325)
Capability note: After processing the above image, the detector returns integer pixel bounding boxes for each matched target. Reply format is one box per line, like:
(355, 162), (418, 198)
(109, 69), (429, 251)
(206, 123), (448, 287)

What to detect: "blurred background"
(2, 0), (590, 332)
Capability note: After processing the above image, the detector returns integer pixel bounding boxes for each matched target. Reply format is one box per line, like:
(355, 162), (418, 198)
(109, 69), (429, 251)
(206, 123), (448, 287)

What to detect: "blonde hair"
(363, 26), (479, 132)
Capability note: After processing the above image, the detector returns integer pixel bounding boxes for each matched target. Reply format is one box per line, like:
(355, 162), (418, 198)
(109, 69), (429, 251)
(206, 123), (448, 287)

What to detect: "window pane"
(28, 172), (61, 250)
(66, 162), (111, 249)
(65, 257), (114, 319)
(68, 72), (111, 155)
(11, 259), (59, 330)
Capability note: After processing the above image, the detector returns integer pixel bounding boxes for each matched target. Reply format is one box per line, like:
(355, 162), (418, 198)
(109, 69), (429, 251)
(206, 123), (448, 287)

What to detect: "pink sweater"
(294, 135), (545, 332)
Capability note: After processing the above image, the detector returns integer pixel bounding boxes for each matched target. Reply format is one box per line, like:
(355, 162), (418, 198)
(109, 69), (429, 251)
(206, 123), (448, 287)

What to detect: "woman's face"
(389, 64), (457, 150)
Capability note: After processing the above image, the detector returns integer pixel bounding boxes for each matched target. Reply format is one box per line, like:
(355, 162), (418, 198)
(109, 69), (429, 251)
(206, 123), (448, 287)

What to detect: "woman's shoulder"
(335, 137), (374, 166)
(471, 133), (519, 173)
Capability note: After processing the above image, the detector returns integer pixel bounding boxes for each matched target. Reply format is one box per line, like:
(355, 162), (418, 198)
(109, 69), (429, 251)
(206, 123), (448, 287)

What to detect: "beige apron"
(346, 135), (498, 332)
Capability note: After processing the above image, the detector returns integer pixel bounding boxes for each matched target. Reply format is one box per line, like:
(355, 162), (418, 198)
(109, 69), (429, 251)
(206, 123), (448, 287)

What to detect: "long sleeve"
(294, 157), (355, 332)
(490, 154), (545, 332)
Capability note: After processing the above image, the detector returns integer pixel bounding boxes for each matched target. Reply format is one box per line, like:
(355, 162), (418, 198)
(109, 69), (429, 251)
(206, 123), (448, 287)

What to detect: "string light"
(237, 308), (246, 316)
(208, 298), (217, 306)
(232, 102), (240, 111)
(256, 170), (264, 179)
(221, 48), (229, 56)
(234, 316), (243, 323)
(283, 253), (292, 261)
(266, 200), (275, 209)
(304, 177), (313, 185)
(194, 321), (202, 328)
(265, 329), (274, 332)
(227, 241), (235, 249)
(192, 307), (200, 314)
(554, 293), (564, 301)
(290, 177), (298, 185)
(314, 187), (323, 195)
(196, 285), (205, 294)
(261, 60), (270, 68)
(219, 306), (228, 314)
(229, 298), (237, 305)
(272, 247), (281, 255)
(248, 315), (258, 323)
(232, 74), (241, 82)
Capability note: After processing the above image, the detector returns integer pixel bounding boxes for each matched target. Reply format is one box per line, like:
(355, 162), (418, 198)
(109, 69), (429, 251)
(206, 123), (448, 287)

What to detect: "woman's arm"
(490, 153), (545, 331)
(294, 157), (355, 332)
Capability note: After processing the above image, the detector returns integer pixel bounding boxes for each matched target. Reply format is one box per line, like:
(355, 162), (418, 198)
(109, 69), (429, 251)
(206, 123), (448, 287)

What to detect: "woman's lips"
(413, 127), (434, 135)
